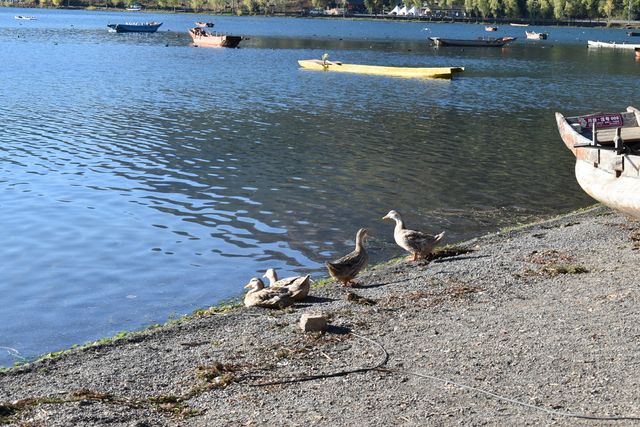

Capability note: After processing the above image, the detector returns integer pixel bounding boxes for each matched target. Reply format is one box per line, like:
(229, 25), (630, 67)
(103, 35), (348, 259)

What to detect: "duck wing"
(326, 249), (369, 280)
(272, 275), (311, 300)
(253, 288), (294, 308)
(401, 229), (444, 252)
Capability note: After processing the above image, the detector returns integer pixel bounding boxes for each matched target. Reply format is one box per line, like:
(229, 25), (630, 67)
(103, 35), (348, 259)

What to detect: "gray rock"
(299, 313), (328, 332)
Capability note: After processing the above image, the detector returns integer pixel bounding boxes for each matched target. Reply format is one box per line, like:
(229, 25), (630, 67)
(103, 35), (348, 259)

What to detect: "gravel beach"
(1, 205), (639, 426)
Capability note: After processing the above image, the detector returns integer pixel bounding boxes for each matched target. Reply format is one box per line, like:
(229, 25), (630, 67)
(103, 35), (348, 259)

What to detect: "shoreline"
(2, 204), (639, 425)
(0, 205), (595, 372)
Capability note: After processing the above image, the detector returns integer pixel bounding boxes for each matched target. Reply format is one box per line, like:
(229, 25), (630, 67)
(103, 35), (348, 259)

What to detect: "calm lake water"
(1, 8), (638, 366)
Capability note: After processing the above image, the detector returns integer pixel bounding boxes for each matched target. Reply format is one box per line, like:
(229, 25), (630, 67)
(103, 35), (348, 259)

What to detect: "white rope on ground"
(249, 332), (640, 421)
(382, 367), (640, 421)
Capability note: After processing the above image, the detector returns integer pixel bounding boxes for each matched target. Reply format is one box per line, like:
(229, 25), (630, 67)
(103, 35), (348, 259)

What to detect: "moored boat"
(195, 21), (214, 27)
(298, 59), (464, 79)
(107, 22), (162, 33)
(429, 36), (515, 47)
(126, 4), (142, 10)
(15, 15), (37, 20)
(636, 47), (640, 59)
(556, 106), (640, 219)
(485, 26), (497, 31)
(628, 31), (640, 36)
(526, 31), (548, 40)
(189, 27), (243, 48)
(510, 22), (529, 26)
(588, 40), (640, 49)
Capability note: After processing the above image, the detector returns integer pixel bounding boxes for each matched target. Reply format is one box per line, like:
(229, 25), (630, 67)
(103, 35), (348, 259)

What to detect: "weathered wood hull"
(429, 36), (515, 47)
(556, 107), (640, 219)
(297, 59), (464, 79)
(526, 31), (548, 40)
(107, 22), (162, 33)
(588, 40), (640, 49)
(189, 29), (242, 48)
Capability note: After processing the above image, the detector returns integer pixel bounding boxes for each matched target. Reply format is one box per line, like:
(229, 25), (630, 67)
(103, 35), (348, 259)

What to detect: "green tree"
(552, 0), (565, 18)
(191, 0), (203, 11)
(489, 0), (502, 16)
(475, 0), (492, 17)
(503, 0), (521, 16)
(598, 0), (618, 18)
(580, 0), (598, 17)
(363, 0), (383, 13)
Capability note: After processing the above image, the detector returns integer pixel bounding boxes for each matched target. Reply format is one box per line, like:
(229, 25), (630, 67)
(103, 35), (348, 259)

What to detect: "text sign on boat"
(578, 113), (623, 129)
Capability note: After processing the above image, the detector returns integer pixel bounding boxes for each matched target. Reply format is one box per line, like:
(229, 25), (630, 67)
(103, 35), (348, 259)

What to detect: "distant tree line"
(7, 0), (639, 21)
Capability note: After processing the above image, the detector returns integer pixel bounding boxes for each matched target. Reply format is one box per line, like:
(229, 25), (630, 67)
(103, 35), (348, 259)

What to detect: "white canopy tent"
(398, 5), (407, 14)
(406, 6), (417, 15)
(388, 5), (401, 14)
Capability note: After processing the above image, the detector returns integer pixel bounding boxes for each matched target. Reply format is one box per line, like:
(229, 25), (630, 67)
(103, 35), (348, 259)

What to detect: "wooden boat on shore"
(298, 59), (464, 79)
(485, 26), (497, 31)
(429, 36), (515, 47)
(107, 22), (162, 33)
(588, 40), (640, 49)
(195, 21), (214, 27)
(556, 106), (640, 219)
(189, 28), (242, 48)
(526, 31), (548, 40)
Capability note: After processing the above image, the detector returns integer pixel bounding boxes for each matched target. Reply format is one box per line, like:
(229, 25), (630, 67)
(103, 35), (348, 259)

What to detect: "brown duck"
(325, 228), (369, 287)
(263, 268), (311, 301)
(243, 277), (294, 309)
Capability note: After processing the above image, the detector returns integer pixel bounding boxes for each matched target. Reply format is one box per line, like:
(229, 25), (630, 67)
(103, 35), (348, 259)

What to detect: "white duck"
(263, 268), (311, 301)
(382, 210), (444, 261)
(243, 277), (294, 309)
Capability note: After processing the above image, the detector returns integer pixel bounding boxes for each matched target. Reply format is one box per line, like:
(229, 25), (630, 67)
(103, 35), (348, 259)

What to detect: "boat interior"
(566, 110), (640, 152)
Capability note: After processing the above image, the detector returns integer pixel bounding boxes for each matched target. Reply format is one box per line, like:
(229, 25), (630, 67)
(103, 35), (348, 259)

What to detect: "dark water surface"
(1, 8), (638, 366)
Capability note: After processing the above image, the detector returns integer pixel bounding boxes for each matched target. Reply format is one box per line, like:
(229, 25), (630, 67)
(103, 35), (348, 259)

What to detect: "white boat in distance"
(588, 40), (640, 49)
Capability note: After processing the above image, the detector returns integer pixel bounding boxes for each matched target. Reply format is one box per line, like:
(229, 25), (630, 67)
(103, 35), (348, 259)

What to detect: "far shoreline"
(5, 5), (640, 29)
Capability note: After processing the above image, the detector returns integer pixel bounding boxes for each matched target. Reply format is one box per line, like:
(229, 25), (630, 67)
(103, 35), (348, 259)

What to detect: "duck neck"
(265, 272), (277, 286)
(394, 218), (405, 233)
(355, 234), (366, 252)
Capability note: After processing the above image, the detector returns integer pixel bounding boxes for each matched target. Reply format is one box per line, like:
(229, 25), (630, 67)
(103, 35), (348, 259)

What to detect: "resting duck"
(263, 268), (311, 301)
(382, 210), (444, 261)
(243, 277), (294, 309)
(325, 228), (369, 287)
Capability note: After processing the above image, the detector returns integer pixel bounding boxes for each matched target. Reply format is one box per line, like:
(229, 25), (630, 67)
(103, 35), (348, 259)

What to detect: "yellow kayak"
(297, 59), (464, 79)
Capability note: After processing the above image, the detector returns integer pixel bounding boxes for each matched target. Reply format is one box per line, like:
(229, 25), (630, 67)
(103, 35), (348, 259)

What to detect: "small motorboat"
(429, 36), (515, 47)
(15, 15), (37, 20)
(189, 27), (243, 48)
(298, 58), (464, 79)
(628, 31), (640, 36)
(526, 31), (548, 40)
(485, 26), (497, 31)
(107, 22), (162, 33)
(195, 21), (214, 27)
(556, 106), (640, 219)
(126, 4), (142, 10)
